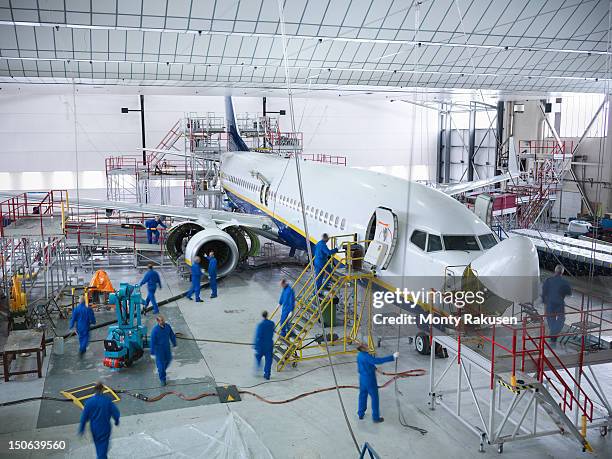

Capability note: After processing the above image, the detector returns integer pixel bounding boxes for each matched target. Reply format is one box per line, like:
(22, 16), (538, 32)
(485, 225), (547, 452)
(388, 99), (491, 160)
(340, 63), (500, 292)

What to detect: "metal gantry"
(428, 292), (612, 454)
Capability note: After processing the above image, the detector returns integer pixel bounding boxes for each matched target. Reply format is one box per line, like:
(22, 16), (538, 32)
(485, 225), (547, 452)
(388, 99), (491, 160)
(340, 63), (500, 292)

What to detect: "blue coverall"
(254, 318), (275, 379)
(542, 275), (572, 342)
(278, 284), (296, 336)
(78, 393), (120, 459)
(313, 240), (338, 290)
(69, 301), (96, 354)
(140, 269), (162, 314)
(357, 351), (395, 421)
(205, 255), (218, 298)
(145, 218), (167, 244)
(185, 261), (203, 301)
(150, 323), (177, 384)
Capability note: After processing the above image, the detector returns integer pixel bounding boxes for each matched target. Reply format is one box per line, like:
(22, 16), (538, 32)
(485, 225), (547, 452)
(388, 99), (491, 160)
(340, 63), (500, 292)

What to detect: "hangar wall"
(508, 99), (612, 218)
(0, 92), (439, 199)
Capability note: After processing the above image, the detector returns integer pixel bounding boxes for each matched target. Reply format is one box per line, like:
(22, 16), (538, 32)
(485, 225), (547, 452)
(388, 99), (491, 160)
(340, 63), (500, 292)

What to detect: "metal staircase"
(495, 370), (593, 452)
(270, 239), (375, 372)
(508, 139), (574, 229)
(146, 119), (183, 166)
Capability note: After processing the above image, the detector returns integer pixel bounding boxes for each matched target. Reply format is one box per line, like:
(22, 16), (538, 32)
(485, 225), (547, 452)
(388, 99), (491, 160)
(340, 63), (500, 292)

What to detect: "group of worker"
(74, 231), (574, 457)
(185, 252), (218, 301)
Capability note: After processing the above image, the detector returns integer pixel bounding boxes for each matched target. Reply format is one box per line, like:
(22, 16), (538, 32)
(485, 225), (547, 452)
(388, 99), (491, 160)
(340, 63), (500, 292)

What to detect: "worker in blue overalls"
(145, 216), (166, 244)
(185, 256), (203, 302)
(139, 263), (162, 314)
(204, 251), (218, 298)
(278, 278), (295, 336)
(314, 233), (338, 291)
(542, 264), (572, 346)
(150, 315), (177, 386)
(254, 310), (275, 380)
(78, 381), (120, 459)
(70, 295), (96, 356)
(357, 344), (398, 423)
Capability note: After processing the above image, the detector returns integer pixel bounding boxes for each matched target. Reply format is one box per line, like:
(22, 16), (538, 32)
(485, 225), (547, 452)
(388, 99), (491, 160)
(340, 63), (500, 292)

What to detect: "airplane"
(0, 97), (540, 324)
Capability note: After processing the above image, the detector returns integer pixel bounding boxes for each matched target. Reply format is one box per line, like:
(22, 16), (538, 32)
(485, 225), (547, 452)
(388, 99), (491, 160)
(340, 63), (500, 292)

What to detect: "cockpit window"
(410, 230), (427, 251)
(427, 234), (443, 252)
(478, 233), (498, 250)
(442, 235), (480, 251)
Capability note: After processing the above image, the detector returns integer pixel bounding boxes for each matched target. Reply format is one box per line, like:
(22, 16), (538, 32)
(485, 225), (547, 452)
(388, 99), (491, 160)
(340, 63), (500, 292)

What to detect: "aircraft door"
(364, 206), (398, 270)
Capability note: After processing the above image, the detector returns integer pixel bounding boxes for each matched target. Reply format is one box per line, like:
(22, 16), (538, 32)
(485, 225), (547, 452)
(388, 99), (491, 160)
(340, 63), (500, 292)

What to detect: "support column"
(444, 107), (452, 183)
(468, 102), (477, 181)
(495, 101), (504, 177)
(437, 108), (444, 183)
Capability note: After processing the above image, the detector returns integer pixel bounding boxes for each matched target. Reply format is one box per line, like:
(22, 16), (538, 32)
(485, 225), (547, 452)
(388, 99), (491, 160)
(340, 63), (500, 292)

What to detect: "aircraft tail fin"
(225, 96), (250, 152)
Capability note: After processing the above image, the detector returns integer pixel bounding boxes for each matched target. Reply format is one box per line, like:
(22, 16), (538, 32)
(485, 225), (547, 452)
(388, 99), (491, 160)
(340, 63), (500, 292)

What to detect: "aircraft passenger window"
(443, 235), (480, 251)
(329, 214), (334, 224)
(324, 212), (329, 222)
(427, 234), (443, 252)
(334, 216), (339, 227)
(478, 234), (498, 250)
(340, 218), (346, 230)
(410, 230), (427, 251)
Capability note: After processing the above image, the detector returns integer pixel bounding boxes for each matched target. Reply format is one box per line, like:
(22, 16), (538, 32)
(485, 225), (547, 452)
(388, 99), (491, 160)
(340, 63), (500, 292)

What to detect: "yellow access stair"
(270, 237), (376, 371)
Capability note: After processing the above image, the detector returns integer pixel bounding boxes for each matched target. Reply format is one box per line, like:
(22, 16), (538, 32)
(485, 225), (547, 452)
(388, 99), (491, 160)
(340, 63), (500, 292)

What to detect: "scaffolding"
(507, 139), (575, 229)
(182, 112), (226, 209)
(0, 191), (70, 331)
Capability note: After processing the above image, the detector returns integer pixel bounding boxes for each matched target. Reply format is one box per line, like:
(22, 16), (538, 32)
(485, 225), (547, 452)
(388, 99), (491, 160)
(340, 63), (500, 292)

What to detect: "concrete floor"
(1, 264), (611, 458)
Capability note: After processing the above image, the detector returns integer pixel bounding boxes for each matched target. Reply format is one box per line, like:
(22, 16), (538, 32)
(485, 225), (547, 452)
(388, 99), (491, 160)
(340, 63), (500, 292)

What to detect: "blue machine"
(103, 283), (148, 369)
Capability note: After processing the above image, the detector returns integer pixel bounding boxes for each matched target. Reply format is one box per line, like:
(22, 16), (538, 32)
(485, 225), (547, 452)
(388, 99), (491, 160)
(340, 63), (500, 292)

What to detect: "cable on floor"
(123, 369), (426, 405)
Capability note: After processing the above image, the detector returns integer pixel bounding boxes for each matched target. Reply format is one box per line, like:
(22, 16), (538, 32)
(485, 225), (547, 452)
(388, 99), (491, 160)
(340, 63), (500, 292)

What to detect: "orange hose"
(134, 369), (426, 405)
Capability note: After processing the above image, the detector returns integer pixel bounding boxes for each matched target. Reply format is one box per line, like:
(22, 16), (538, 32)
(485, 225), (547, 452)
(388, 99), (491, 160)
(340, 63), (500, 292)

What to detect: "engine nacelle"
(184, 228), (239, 277)
(166, 222), (205, 262)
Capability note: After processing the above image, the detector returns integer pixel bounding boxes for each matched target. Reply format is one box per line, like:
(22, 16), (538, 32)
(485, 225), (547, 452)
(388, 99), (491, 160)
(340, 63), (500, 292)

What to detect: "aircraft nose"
(469, 236), (540, 304)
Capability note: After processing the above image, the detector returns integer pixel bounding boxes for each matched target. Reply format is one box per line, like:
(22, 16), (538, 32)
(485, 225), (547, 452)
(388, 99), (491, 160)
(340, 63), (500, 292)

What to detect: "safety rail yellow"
(271, 236), (376, 371)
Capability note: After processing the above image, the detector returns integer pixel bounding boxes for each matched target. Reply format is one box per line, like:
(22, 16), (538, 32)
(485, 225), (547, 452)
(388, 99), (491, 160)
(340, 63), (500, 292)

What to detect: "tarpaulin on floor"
(66, 412), (274, 459)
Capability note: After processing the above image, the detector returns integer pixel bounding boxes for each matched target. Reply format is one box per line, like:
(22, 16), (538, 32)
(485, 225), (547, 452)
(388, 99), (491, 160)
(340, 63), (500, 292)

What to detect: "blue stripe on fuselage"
(224, 189), (310, 251)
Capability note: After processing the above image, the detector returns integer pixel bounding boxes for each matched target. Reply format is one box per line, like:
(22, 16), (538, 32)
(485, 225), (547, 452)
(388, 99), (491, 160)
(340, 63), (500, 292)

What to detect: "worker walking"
(542, 264), (572, 346)
(78, 381), (120, 459)
(204, 251), (218, 298)
(356, 344), (398, 423)
(145, 216), (167, 244)
(150, 315), (177, 386)
(278, 279), (295, 336)
(70, 295), (96, 356)
(254, 310), (275, 380)
(140, 263), (162, 314)
(185, 256), (203, 302)
(313, 233), (338, 291)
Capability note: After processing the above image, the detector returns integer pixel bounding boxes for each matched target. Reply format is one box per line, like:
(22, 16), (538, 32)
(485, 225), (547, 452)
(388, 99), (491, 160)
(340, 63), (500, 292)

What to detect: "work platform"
(1, 216), (64, 238)
(511, 228), (612, 275)
(430, 332), (610, 454)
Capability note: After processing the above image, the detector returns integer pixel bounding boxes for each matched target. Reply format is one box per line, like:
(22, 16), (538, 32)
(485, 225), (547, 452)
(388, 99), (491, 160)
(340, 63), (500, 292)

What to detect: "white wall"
(0, 91), (439, 201)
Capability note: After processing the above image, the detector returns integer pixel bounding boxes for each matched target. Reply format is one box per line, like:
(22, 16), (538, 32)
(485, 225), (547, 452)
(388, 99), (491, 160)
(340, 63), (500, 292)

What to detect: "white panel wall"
(0, 92), (439, 200)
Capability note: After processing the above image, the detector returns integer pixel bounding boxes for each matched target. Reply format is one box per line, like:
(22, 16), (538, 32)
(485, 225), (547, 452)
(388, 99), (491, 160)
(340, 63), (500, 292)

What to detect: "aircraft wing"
(0, 193), (275, 230)
(438, 172), (518, 196)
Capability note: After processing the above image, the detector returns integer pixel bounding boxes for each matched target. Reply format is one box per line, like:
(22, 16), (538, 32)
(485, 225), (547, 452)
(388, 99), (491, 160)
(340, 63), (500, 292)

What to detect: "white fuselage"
(219, 151), (499, 292)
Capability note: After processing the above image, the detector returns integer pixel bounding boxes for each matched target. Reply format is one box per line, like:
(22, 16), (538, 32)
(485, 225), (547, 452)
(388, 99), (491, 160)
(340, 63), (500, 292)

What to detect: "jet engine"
(165, 222), (260, 277)
(184, 228), (239, 277)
